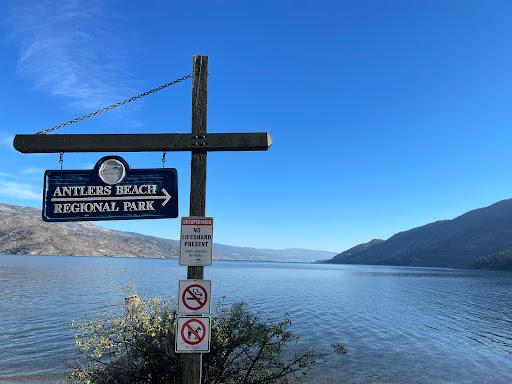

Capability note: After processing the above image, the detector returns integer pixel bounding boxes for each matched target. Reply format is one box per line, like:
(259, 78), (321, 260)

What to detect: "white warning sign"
(178, 279), (212, 315)
(179, 217), (213, 266)
(175, 316), (211, 353)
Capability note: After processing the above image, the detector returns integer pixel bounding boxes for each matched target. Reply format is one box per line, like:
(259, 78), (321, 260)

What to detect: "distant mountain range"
(7, 198), (512, 269)
(0, 203), (336, 263)
(325, 199), (512, 269)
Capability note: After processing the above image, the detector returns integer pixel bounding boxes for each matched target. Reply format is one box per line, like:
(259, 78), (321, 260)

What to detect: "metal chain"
(162, 151), (167, 168)
(59, 152), (64, 170)
(36, 74), (192, 135)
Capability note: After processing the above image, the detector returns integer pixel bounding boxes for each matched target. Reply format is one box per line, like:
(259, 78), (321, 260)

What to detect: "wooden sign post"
(184, 55), (208, 384)
(13, 55), (271, 384)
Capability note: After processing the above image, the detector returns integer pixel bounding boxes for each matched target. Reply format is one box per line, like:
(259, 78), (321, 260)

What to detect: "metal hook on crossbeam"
(162, 151), (167, 168)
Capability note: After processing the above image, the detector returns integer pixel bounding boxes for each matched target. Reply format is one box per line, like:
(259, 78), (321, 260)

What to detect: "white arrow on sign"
(51, 188), (172, 206)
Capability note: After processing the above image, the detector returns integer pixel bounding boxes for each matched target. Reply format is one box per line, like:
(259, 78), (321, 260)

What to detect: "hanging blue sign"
(43, 156), (178, 222)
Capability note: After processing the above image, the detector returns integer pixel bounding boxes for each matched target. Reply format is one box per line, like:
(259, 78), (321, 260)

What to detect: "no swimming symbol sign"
(175, 316), (211, 353)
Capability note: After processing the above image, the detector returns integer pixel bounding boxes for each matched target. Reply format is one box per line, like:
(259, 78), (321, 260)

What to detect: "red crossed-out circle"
(182, 284), (208, 311)
(180, 319), (206, 345)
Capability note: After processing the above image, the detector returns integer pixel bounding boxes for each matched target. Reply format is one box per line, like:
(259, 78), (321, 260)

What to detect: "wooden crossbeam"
(13, 132), (272, 153)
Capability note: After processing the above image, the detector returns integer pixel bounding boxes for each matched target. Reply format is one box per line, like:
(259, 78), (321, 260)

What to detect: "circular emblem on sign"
(180, 319), (206, 345)
(98, 158), (126, 185)
(182, 284), (208, 311)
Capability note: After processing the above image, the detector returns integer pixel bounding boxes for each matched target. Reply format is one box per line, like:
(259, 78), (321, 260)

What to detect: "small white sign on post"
(180, 216), (213, 266)
(175, 316), (211, 353)
(178, 279), (212, 315)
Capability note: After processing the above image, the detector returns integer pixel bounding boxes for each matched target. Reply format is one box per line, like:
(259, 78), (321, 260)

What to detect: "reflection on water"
(0, 255), (511, 383)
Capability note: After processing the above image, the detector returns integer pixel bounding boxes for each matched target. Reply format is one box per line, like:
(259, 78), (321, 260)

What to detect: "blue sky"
(1, 0), (512, 252)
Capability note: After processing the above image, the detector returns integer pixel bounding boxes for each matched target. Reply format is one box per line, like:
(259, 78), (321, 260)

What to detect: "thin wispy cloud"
(0, 176), (41, 200)
(0, 172), (17, 179)
(21, 167), (45, 175)
(7, 0), (137, 111)
(81, 162), (95, 169)
(0, 131), (14, 150)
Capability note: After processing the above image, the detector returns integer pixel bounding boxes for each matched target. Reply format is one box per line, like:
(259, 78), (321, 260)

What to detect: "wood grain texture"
(13, 132), (271, 153)
(183, 55), (208, 384)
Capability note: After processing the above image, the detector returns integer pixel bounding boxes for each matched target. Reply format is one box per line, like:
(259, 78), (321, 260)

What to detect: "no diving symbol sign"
(176, 316), (211, 353)
(178, 280), (211, 315)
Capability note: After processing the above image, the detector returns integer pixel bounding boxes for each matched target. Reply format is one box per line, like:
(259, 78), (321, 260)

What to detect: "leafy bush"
(66, 295), (346, 384)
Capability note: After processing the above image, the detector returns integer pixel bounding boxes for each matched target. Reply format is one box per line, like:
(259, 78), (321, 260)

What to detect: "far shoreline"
(2, 253), (506, 272)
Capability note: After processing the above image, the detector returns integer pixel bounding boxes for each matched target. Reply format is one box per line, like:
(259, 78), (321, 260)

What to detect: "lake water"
(0, 255), (511, 384)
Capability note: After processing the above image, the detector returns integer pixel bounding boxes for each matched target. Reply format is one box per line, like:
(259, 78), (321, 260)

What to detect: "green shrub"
(66, 295), (346, 384)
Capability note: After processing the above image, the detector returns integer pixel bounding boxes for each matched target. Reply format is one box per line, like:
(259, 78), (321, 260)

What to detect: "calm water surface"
(0, 255), (511, 383)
